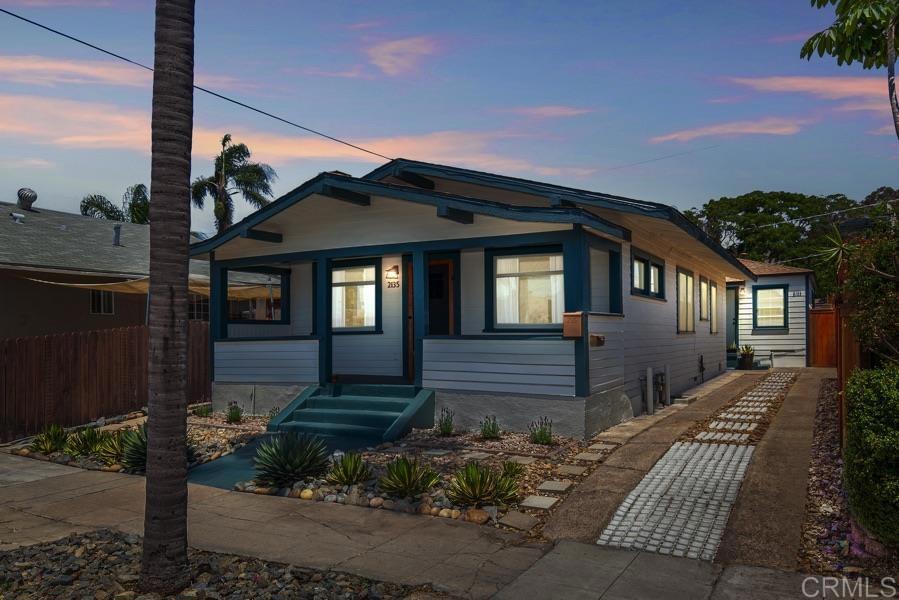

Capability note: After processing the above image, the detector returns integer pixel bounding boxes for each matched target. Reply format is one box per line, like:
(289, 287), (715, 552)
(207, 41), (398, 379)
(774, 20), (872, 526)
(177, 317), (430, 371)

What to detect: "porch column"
(564, 227), (590, 397)
(315, 258), (330, 385)
(412, 250), (427, 387)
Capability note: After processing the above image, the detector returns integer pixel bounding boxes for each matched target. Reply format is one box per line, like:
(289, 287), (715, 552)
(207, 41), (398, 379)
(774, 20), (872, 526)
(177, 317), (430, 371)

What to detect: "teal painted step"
(268, 384), (436, 442)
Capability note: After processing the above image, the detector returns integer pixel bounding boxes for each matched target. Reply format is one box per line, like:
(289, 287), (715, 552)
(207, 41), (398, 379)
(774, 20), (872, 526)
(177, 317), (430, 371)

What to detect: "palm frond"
(80, 194), (125, 222)
(190, 177), (217, 209)
(123, 183), (150, 224)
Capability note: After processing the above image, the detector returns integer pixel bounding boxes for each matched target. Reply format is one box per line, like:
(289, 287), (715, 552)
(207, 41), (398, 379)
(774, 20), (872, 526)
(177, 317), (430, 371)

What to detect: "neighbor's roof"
(738, 258), (813, 277)
(0, 200), (209, 278)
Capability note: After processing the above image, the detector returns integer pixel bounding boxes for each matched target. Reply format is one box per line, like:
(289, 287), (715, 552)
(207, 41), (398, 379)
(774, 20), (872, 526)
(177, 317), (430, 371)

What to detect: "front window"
(227, 269), (286, 322)
(754, 286), (787, 328)
(495, 253), (564, 326)
(677, 268), (694, 333)
(90, 290), (114, 315)
(332, 265), (377, 329)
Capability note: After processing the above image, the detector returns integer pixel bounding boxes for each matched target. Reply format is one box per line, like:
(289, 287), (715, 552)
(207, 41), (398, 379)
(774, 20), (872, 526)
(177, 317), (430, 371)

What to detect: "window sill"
(676, 330), (696, 335)
(587, 311), (625, 318)
(332, 329), (383, 335)
(630, 291), (666, 302)
(227, 320), (290, 325)
(751, 328), (789, 335)
(483, 327), (563, 334)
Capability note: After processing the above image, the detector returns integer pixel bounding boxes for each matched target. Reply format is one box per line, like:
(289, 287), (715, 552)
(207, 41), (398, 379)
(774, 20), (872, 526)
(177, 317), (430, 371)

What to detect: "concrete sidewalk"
(0, 452), (545, 599)
(497, 540), (823, 600)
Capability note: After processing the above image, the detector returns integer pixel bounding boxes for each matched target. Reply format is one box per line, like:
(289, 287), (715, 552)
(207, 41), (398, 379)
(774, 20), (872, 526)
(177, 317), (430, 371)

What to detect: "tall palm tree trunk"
(888, 21), (899, 143)
(140, 0), (195, 593)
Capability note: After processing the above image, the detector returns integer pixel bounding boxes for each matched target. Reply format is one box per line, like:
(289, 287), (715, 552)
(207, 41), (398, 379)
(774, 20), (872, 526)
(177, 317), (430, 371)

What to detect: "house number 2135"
(387, 281), (400, 288)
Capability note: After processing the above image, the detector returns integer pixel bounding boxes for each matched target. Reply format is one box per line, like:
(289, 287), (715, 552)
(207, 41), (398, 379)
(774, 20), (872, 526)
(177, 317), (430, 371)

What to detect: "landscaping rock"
(369, 497), (384, 508)
(438, 508), (452, 518)
(464, 508), (490, 525)
(299, 488), (315, 500)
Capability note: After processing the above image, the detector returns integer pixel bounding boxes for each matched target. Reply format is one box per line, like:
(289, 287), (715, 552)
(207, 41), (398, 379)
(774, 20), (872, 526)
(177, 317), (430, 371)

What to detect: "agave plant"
(254, 433), (329, 488)
(96, 430), (125, 465)
(326, 452), (372, 486)
(29, 424), (68, 455)
(121, 425), (148, 472)
(501, 460), (525, 480)
(63, 427), (105, 458)
(447, 462), (520, 507)
(379, 456), (440, 498)
(492, 472), (520, 505)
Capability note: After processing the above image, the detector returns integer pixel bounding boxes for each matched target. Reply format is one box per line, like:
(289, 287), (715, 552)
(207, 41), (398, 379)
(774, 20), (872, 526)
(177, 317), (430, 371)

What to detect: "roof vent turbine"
(16, 188), (37, 211)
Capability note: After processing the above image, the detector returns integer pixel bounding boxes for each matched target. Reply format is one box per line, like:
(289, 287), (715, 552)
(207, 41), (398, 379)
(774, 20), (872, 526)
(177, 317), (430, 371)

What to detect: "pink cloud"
(365, 36), (437, 76)
(868, 123), (896, 135)
(502, 105), (594, 118)
(299, 65), (372, 79)
(0, 93), (593, 178)
(706, 95), (745, 105)
(730, 76), (882, 100)
(764, 31), (815, 44)
(0, 157), (54, 168)
(0, 0), (117, 5)
(345, 20), (385, 30)
(650, 117), (809, 143)
(0, 55), (256, 92)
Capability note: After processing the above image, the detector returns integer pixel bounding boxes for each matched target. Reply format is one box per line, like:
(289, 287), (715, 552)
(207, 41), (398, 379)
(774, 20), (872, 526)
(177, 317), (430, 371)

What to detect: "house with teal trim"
(190, 160), (756, 440)
(725, 258), (815, 368)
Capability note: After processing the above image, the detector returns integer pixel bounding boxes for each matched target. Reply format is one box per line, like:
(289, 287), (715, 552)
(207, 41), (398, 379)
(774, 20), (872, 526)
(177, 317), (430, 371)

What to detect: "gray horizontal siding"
(588, 314), (625, 395)
(422, 338), (576, 396)
(214, 339), (319, 383)
(736, 275), (808, 364)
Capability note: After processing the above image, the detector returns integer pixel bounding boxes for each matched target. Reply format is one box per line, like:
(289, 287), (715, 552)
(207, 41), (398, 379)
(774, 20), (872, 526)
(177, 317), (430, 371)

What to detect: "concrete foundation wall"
(212, 383), (309, 416)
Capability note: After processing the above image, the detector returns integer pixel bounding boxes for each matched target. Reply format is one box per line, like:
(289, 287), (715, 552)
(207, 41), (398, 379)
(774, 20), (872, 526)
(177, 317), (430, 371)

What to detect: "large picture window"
(226, 269), (288, 323)
(332, 264), (378, 330)
(677, 268), (694, 333)
(494, 252), (564, 327)
(631, 248), (664, 299)
(753, 285), (787, 329)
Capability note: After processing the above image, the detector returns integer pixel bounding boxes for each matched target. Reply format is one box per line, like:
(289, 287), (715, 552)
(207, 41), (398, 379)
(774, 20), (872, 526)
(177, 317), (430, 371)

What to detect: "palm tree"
(79, 184), (150, 224)
(191, 133), (276, 233)
(140, 0), (194, 594)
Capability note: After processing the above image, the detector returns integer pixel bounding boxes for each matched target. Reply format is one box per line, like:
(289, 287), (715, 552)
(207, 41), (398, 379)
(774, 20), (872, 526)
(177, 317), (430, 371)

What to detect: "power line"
(755, 199), (899, 229)
(0, 7), (394, 161)
(596, 144), (721, 172)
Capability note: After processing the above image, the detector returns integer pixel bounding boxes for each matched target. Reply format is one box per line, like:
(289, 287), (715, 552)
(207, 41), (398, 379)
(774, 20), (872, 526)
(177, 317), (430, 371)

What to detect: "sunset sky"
(0, 0), (894, 234)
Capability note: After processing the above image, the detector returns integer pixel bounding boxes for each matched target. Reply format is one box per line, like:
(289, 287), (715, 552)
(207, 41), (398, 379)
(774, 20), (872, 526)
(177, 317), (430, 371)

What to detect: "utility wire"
(755, 199), (899, 229)
(0, 7), (394, 161)
(596, 144), (721, 172)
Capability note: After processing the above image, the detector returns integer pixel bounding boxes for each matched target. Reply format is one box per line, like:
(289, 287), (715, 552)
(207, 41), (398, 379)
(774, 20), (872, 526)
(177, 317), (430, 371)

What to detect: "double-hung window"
(677, 268), (695, 333)
(709, 281), (718, 333)
(631, 249), (664, 299)
(332, 264), (378, 331)
(699, 276), (709, 321)
(90, 290), (114, 315)
(494, 252), (564, 327)
(753, 285), (788, 330)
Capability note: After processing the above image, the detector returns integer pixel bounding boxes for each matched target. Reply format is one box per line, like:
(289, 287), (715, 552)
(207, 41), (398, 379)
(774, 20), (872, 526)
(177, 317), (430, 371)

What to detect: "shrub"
(379, 456), (439, 498)
(30, 424), (68, 455)
(64, 427), (105, 458)
(501, 460), (525, 480)
(226, 402), (243, 424)
(529, 416), (553, 445)
(268, 405), (282, 423)
(121, 425), (148, 472)
(844, 366), (899, 547)
(436, 407), (454, 436)
(96, 430), (124, 465)
(326, 452), (372, 486)
(254, 433), (329, 488)
(191, 404), (212, 418)
(446, 462), (520, 507)
(479, 415), (501, 440)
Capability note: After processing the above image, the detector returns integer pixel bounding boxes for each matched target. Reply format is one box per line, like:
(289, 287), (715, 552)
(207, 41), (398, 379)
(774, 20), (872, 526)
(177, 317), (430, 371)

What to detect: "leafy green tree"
(79, 184), (150, 224)
(685, 191), (858, 295)
(801, 0), (899, 142)
(190, 133), (276, 233)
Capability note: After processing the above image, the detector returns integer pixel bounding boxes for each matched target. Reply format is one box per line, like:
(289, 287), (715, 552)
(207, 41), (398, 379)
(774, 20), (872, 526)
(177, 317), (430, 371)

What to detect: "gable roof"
(189, 171), (631, 256)
(0, 201), (208, 278)
(738, 258), (813, 277)
(363, 159), (755, 280)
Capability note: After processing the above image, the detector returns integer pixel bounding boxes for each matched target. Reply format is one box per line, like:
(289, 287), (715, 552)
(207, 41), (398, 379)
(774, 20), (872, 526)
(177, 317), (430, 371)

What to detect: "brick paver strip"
(573, 452), (602, 462)
(521, 495), (559, 510)
(537, 480), (572, 493)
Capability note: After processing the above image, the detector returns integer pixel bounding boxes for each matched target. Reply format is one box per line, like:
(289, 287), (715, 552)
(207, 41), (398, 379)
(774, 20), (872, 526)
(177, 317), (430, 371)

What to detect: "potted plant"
(738, 345), (755, 370)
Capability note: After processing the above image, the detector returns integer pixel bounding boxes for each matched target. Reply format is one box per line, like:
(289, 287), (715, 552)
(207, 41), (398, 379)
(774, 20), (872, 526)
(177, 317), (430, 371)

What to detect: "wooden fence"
(0, 322), (210, 442)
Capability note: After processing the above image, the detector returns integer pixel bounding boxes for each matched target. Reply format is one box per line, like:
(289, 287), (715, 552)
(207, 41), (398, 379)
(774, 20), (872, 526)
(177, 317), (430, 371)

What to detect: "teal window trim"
(630, 246), (665, 300)
(698, 275), (710, 321)
(752, 283), (789, 331)
(330, 257), (383, 335)
(484, 244), (564, 333)
(709, 280), (719, 334)
(676, 266), (695, 333)
(586, 235), (623, 315)
(225, 266), (290, 325)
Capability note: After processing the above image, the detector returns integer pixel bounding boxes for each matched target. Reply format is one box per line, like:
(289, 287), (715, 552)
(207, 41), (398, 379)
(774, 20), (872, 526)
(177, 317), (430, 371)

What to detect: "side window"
(709, 281), (718, 333)
(753, 285), (788, 329)
(677, 268), (695, 333)
(90, 290), (114, 315)
(631, 248), (664, 299)
(699, 276), (709, 321)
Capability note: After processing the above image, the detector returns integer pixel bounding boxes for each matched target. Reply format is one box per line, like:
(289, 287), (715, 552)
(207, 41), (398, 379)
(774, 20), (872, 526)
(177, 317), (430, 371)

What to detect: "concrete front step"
(276, 420), (386, 438)
(306, 396), (411, 413)
(290, 407), (402, 428)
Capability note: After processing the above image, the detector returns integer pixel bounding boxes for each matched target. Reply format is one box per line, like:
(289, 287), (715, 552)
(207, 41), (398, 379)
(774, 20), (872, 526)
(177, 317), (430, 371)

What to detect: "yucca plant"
(501, 460), (525, 480)
(326, 452), (372, 486)
(121, 424), (148, 472)
(479, 415), (501, 440)
(529, 416), (554, 445)
(29, 424), (68, 455)
(96, 430), (125, 465)
(254, 433), (329, 488)
(64, 427), (105, 458)
(447, 462), (498, 507)
(226, 402), (243, 424)
(379, 456), (440, 498)
(493, 472), (520, 505)
(436, 407), (454, 436)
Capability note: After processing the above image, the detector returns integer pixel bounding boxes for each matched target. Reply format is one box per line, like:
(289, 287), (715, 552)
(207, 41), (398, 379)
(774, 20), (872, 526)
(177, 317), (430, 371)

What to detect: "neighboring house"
(0, 192), (214, 339)
(192, 159), (757, 439)
(725, 258), (815, 369)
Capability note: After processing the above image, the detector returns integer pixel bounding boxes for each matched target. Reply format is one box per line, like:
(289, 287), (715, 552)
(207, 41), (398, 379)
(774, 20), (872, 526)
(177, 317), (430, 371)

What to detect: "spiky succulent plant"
(254, 433), (329, 488)
(378, 456), (440, 498)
